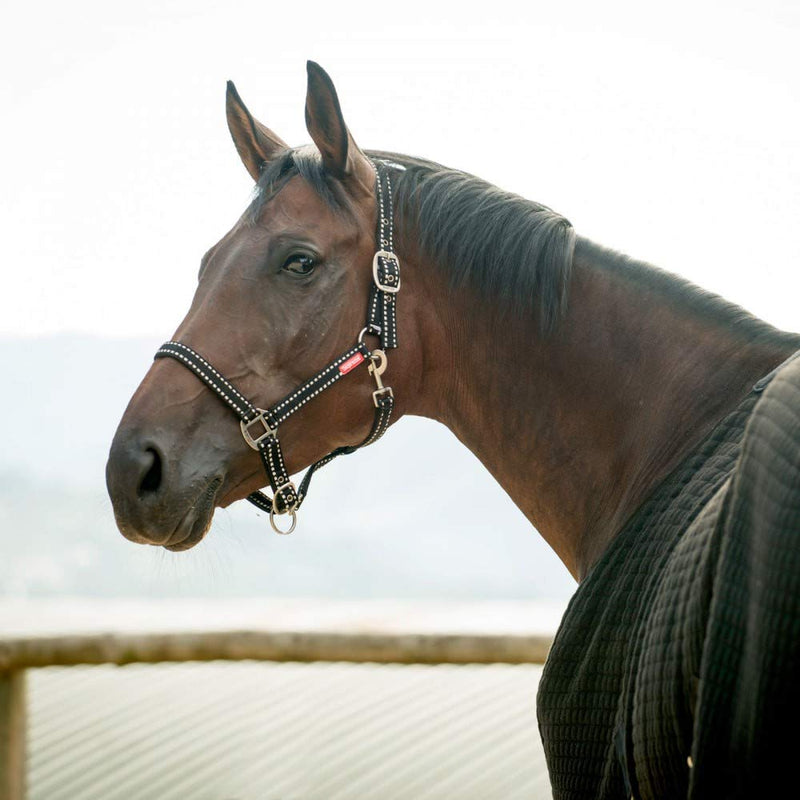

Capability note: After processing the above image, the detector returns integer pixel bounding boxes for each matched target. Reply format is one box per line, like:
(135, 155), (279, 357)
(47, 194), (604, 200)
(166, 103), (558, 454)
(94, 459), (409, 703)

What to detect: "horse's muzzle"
(105, 426), (220, 549)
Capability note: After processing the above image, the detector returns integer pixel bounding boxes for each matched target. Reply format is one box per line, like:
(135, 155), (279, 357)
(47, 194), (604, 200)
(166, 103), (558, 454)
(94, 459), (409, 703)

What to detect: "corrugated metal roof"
(28, 661), (551, 800)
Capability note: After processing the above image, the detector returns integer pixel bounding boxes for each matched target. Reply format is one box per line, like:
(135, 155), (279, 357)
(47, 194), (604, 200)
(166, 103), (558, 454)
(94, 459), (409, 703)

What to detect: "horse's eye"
(282, 255), (316, 276)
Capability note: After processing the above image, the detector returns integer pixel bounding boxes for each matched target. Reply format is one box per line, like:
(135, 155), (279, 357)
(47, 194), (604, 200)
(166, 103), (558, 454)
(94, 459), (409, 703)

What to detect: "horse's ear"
(226, 81), (289, 182)
(304, 61), (374, 195)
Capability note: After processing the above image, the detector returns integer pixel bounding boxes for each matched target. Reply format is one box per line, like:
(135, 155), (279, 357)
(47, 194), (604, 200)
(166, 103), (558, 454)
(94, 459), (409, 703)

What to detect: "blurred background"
(1, 1), (798, 798)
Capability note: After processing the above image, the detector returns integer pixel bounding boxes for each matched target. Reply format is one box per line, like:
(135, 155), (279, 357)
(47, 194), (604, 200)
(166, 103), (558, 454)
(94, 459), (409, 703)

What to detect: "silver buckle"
(372, 251), (401, 293)
(274, 480), (298, 510)
(240, 411), (277, 450)
(270, 481), (299, 533)
(372, 386), (394, 407)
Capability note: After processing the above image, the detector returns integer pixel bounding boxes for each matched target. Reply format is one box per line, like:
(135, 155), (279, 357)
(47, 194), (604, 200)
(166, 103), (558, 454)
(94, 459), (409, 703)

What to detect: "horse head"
(106, 62), (418, 550)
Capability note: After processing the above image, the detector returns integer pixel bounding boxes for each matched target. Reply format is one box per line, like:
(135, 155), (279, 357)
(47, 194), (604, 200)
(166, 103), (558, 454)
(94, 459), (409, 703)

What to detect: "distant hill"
(0, 335), (576, 600)
(2, 334), (161, 488)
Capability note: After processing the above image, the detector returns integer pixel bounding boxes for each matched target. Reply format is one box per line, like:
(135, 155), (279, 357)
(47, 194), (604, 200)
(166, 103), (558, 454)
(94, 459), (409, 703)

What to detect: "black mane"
(249, 148), (576, 334)
(250, 147), (797, 350)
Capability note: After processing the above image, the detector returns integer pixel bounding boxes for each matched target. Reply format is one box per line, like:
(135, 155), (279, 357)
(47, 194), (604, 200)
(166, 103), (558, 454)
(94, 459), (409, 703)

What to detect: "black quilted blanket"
(538, 352), (800, 799)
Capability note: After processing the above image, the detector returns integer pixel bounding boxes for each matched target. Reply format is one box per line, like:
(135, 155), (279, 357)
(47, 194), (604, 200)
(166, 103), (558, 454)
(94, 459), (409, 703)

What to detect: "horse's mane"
(249, 148), (575, 334)
(249, 147), (795, 348)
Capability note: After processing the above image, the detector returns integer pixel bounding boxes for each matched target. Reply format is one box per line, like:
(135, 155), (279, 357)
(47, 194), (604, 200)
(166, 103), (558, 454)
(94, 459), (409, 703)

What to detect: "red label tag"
(339, 352), (365, 375)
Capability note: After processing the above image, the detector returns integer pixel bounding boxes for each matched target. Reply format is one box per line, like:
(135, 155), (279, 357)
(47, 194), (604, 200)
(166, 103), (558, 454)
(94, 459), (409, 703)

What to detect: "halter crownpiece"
(155, 160), (400, 534)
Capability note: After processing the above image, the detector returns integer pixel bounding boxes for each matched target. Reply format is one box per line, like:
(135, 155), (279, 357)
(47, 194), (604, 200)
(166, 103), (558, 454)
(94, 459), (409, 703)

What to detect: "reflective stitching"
(161, 342), (252, 410)
(156, 347), (252, 419)
(271, 347), (360, 414)
(247, 491), (272, 511)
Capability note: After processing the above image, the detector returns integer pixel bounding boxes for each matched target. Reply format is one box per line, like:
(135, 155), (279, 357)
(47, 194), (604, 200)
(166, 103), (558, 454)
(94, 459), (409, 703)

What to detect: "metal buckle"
(274, 480), (298, 510)
(261, 480), (298, 534)
(372, 251), (401, 293)
(368, 350), (393, 407)
(240, 411), (277, 450)
(269, 481), (299, 535)
(372, 386), (394, 407)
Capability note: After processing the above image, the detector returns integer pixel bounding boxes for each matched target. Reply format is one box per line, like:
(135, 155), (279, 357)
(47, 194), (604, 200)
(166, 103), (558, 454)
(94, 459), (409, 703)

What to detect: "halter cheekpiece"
(155, 160), (399, 534)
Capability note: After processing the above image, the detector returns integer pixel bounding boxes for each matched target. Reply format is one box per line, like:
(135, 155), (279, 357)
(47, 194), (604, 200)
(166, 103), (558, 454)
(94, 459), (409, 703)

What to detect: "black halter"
(155, 160), (400, 534)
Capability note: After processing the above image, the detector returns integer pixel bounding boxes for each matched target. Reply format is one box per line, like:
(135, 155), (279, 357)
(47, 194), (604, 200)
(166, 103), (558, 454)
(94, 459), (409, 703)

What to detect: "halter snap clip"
(368, 350), (394, 407)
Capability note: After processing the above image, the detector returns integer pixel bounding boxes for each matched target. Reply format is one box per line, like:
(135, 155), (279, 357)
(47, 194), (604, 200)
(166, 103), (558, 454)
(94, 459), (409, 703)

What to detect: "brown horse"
(106, 63), (800, 799)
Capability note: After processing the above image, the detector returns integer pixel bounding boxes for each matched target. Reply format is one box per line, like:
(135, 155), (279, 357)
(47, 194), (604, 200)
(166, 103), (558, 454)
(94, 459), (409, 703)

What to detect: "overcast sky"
(2, 0), (799, 339)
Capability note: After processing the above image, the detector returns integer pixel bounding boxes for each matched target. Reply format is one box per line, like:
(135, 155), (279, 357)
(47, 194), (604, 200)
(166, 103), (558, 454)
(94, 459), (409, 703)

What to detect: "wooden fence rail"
(0, 629), (553, 800)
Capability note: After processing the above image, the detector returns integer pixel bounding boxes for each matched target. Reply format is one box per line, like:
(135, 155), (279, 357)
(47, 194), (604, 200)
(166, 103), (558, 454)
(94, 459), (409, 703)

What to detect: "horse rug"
(537, 352), (800, 799)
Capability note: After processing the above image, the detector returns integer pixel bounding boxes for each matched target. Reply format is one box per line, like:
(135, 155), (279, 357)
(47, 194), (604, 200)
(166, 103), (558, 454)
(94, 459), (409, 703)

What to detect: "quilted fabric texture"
(538, 354), (800, 799)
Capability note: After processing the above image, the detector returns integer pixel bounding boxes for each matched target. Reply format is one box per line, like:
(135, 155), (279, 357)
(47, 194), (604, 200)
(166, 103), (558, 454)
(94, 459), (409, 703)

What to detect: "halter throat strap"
(154, 160), (400, 534)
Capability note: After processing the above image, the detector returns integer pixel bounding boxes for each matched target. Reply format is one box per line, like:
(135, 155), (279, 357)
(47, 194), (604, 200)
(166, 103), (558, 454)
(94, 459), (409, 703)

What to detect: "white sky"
(2, 0), (799, 338)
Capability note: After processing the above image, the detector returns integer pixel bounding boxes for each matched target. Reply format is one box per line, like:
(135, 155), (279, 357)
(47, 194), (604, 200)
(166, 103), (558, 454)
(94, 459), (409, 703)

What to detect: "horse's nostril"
(137, 447), (163, 497)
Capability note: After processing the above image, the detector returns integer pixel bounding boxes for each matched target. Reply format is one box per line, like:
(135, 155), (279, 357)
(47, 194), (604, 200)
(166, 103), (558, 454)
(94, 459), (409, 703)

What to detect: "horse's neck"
(407, 237), (800, 581)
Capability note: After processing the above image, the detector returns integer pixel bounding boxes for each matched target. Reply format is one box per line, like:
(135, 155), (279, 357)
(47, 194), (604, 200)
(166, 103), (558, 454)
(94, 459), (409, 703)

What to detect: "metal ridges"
(27, 662), (552, 800)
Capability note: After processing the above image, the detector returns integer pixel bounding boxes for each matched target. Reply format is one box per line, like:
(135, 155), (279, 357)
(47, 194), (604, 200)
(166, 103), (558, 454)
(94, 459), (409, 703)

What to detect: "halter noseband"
(155, 160), (400, 534)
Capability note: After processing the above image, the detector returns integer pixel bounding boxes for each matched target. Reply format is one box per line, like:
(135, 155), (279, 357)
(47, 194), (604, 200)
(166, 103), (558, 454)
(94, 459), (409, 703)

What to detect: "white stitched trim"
(159, 347), (250, 418)
(163, 342), (251, 409)
(271, 348), (358, 414)
(363, 403), (393, 447)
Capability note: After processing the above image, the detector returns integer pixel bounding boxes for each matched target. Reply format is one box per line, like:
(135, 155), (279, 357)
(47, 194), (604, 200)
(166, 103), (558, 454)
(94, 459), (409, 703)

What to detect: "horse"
(106, 62), (800, 799)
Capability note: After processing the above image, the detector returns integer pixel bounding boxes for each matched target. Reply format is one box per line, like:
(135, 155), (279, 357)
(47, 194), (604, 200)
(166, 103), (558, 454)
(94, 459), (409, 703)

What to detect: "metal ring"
(358, 326), (381, 345)
(269, 507), (297, 535)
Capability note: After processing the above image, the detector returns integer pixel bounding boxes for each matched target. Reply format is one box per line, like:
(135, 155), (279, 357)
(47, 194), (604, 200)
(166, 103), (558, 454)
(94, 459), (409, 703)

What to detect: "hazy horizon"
(2, 333), (577, 601)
